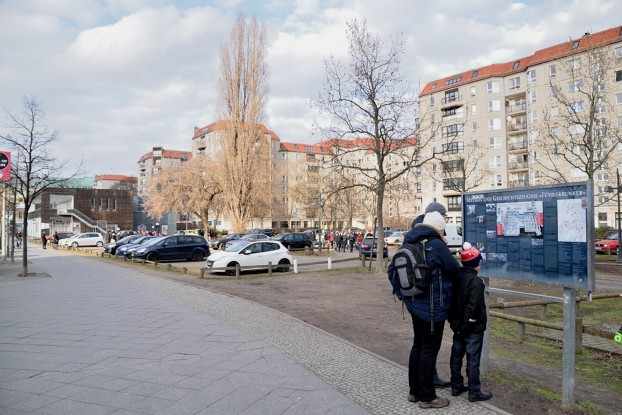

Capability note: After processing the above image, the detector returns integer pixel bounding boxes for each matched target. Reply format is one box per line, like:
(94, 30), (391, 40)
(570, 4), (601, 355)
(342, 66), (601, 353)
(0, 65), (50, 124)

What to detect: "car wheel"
(96, 241), (103, 247)
(191, 251), (204, 262)
(146, 253), (158, 262)
(72, 242), (78, 248)
(278, 258), (290, 272)
(226, 262), (239, 276)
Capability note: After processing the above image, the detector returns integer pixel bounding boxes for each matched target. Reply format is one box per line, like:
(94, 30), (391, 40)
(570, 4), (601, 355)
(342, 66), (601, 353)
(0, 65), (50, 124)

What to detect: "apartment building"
(136, 147), (192, 232)
(94, 174), (137, 192)
(419, 25), (622, 228)
(190, 121), (420, 231)
(137, 147), (191, 196)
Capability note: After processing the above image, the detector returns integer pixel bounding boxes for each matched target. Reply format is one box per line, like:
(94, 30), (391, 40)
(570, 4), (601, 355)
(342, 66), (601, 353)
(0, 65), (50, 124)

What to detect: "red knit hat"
(459, 242), (481, 267)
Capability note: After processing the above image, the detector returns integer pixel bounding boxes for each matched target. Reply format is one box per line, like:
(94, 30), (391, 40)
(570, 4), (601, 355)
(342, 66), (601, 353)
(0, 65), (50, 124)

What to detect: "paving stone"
(36, 398), (117, 415)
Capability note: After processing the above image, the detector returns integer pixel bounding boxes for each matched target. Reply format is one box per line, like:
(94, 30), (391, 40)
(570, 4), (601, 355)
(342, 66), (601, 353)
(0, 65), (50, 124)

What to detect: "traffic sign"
(0, 151), (10, 182)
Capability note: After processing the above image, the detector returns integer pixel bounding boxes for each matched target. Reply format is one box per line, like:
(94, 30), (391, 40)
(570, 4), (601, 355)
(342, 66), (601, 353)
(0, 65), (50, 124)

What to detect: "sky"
(0, 0), (619, 176)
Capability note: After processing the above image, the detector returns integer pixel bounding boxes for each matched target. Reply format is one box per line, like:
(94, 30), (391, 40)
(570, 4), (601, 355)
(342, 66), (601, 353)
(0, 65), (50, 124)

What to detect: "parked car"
(384, 231), (404, 246)
(115, 236), (158, 257)
(247, 228), (274, 237)
(241, 233), (269, 242)
(357, 237), (389, 258)
(56, 232), (74, 241)
(215, 233), (244, 250)
(130, 235), (209, 262)
(595, 232), (620, 255)
(104, 234), (141, 255)
(206, 240), (293, 274)
(273, 232), (313, 250)
(59, 232), (104, 248)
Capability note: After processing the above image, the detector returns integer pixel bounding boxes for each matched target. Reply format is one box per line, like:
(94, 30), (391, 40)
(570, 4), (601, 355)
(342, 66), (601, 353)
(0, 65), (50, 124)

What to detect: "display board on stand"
(462, 182), (590, 290)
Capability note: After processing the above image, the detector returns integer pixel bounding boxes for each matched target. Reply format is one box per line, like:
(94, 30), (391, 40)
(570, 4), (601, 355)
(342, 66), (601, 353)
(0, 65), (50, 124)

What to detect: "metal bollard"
(268, 261), (273, 277)
(235, 263), (240, 278)
(518, 322), (526, 342)
(327, 257), (332, 270)
(293, 259), (298, 274)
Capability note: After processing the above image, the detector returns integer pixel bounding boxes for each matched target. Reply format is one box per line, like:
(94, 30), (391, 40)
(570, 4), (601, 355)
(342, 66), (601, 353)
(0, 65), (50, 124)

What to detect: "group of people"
(324, 231), (362, 252)
(390, 202), (492, 409)
(40, 231), (60, 249)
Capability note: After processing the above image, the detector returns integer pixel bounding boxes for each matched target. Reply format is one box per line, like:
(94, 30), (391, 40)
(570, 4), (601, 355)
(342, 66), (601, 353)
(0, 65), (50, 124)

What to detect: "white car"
(206, 240), (293, 274)
(384, 231), (404, 246)
(59, 232), (104, 248)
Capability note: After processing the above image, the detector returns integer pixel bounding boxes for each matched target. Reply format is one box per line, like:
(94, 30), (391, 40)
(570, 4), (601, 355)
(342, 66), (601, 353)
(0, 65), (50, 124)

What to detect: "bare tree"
(219, 16), (270, 232)
(536, 44), (622, 198)
(144, 156), (223, 237)
(430, 140), (487, 194)
(0, 98), (76, 276)
(317, 20), (436, 270)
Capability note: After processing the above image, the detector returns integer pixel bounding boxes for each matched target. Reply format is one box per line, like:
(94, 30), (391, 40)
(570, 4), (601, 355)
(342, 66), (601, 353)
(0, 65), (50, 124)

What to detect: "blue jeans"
(450, 331), (484, 393)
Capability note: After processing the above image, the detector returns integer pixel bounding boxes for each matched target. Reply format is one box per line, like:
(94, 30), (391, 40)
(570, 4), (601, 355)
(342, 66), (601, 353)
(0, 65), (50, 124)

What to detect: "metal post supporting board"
(562, 287), (577, 408)
(480, 276), (490, 375)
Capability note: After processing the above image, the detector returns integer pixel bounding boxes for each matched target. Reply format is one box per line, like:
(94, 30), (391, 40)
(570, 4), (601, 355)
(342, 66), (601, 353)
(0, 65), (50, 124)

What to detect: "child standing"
(449, 242), (493, 402)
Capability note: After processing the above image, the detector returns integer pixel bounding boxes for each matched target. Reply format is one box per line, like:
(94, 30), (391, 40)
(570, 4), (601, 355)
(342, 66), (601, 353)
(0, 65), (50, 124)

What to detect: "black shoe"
(468, 391), (493, 402)
(451, 384), (468, 396)
(433, 375), (451, 388)
(408, 393), (419, 403)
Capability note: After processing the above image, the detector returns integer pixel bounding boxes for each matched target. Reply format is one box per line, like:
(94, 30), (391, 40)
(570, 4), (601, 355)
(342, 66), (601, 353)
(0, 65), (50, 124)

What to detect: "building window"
(528, 89), (536, 103)
(486, 81), (498, 94)
(489, 137), (499, 150)
(416, 182), (422, 192)
(442, 141), (464, 154)
(443, 178), (465, 190)
(598, 212), (608, 222)
(527, 69), (536, 83)
(488, 100), (500, 112)
(472, 121), (477, 131)
(512, 61), (520, 70)
(549, 64), (557, 78)
(471, 104), (477, 114)
(571, 40), (580, 49)
(569, 79), (583, 92)
(91, 198), (96, 209)
(488, 118), (501, 130)
(496, 175), (503, 187)
(442, 159), (464, 172)
(616, 93), (622, 105)
(113, 199), (118, 211)
(509, 77), (521, 89)
(430, 95), (435, 106)
(615, 46), (622, 58)
(471, 70), (479, 79)
(571, 101), (584, 112)
(446, 196), (462, 211)
(470, 86), (476, 96)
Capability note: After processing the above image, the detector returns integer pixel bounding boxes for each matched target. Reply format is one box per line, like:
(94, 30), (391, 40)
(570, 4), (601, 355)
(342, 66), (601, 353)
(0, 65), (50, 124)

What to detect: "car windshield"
(142, 236), (164, 246)
(606, 233), (619, 240)
(225, 240), (249, 252)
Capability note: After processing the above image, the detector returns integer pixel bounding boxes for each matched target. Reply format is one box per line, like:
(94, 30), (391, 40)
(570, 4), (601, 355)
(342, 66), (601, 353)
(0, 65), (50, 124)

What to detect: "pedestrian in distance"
(449, 242), (493, 402)
(41, 231), (47, 249)
(388, 205), (460, 409)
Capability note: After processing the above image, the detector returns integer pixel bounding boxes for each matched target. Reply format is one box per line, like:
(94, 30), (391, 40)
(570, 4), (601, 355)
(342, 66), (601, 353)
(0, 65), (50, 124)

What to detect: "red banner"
(0, 151), (10, 182)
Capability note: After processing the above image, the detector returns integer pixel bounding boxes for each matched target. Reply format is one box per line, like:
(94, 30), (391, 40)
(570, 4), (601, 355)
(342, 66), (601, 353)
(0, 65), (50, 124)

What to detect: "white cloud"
(0, 0), (620, 175)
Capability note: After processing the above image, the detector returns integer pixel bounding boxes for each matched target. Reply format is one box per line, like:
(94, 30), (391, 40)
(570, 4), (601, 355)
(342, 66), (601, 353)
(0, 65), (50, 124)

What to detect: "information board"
(462, 182), (589, 289)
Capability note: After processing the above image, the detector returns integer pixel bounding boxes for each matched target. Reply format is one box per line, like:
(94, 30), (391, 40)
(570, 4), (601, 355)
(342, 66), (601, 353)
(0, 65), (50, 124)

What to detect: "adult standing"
(41, 231), (47, 249)
(402, 207), (460, 409)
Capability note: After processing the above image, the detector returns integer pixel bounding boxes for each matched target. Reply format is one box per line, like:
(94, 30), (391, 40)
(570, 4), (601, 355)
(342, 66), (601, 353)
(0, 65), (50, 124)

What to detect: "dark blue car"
(116, 236), (157, 257)
(130, 235), (209, 262)
(357, 237), (389, 258)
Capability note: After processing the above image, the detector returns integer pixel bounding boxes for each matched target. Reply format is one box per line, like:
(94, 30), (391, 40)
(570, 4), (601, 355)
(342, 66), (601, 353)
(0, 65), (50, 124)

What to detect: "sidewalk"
(0, 248), (507, 414)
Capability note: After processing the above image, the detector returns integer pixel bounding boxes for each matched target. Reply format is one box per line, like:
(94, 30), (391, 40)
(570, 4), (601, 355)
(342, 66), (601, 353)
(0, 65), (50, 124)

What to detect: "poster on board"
(462, 182), (589, 289)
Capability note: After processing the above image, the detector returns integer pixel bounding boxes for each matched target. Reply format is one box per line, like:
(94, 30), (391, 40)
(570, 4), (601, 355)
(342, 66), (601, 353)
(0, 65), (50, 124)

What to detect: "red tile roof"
(193, 120), (280, 142)
(95, 174), (137, 183)
(279, 142), (330, 155)
(138, 149), (192, 163)
(420, 25), (622, 97)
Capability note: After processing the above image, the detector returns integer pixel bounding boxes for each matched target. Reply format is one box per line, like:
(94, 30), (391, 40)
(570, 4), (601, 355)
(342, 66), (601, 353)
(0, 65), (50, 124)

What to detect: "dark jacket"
(402, 224), (461, 321)
(449, 267), (487, 334)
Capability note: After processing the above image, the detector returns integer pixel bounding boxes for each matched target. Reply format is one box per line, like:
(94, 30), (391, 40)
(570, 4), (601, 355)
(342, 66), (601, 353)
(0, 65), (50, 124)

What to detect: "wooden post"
(200, 268), (205, 279)
(327, 257), (332, 270)
(575, 300), (583, 353)
(268, 261), (273, 277)
(518, 322), (526, 342)
(361, 255), (366, 268)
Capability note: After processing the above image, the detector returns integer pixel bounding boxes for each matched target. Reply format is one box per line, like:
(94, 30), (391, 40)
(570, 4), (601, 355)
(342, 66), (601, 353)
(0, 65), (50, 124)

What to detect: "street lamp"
(605, 168), (622, 263)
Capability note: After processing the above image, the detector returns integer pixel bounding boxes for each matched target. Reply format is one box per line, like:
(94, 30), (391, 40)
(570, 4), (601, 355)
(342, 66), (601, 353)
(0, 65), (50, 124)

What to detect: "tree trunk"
(375, 183), (385, 272)
(21, 214), (28, 276)
(201, 211), (210, 240)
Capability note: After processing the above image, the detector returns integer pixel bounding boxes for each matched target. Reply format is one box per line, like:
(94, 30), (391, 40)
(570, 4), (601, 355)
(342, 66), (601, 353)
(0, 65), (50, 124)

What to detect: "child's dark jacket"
(449, 267), (487, 334)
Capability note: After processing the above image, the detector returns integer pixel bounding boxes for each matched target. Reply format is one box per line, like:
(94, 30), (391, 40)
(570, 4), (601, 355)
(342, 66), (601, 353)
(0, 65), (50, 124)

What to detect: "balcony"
(508, 140), (528, 152)
(508, 161), (529, 171)
(506, 102), (527, 115)
(441, 93), (462, 107)
(507, 122), (527, 134)
(509, 179), (529, 188)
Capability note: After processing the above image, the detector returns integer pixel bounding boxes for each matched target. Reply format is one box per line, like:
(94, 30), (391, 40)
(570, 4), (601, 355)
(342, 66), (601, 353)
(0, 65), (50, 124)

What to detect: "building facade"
(418, 25), (622, 228)
(27, 187), (133, 237)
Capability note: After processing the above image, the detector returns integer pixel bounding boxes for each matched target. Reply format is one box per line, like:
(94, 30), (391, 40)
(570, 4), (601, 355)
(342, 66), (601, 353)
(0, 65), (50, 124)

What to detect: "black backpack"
(388, 238), (436, 299)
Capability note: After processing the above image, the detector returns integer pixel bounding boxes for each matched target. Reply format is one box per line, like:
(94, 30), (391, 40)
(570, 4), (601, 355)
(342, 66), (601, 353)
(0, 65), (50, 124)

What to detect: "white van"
(445, 223), (462, 252)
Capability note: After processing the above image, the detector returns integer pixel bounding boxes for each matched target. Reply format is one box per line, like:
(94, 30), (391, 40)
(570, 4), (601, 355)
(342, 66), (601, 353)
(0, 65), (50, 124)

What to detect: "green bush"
(595, 225), (613, 240)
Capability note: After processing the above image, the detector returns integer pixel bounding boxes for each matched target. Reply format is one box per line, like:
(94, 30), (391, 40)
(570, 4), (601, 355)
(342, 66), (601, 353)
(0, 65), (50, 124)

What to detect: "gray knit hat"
(425, 202), (447, 217)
